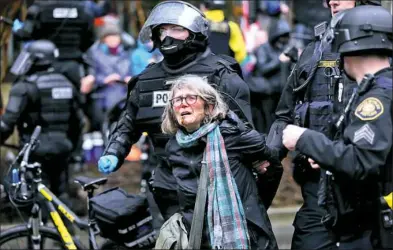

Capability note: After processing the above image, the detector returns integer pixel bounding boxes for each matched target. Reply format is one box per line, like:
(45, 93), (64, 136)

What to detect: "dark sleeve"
(0, 83), (31, 143)
(296, 93), (392, 181)
(102, 78), (140, 169)
(266, 43), (315, 159)
(275, 42), (314, 124)
(228, 127), (280, 165)
(255, 46), (280, 76)
(219, 70), (253, 126)
(14, 4), (40, 41)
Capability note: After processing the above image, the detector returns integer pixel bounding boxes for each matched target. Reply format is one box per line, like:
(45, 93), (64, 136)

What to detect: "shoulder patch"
(354, 97), (384, 121)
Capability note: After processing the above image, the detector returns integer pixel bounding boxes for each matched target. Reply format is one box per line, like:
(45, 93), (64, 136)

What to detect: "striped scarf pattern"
(176, 122), (250, 249)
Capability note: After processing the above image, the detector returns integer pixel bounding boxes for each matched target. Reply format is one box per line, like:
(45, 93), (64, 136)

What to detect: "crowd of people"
(0, 0), (392, 249)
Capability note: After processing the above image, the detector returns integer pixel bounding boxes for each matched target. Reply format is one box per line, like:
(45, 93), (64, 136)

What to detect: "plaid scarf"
(176, 122), (250, 249)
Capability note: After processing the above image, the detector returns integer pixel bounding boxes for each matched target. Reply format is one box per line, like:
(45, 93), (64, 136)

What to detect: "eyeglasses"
(170, 95), (199, 107)
(158, 26), (187, 40)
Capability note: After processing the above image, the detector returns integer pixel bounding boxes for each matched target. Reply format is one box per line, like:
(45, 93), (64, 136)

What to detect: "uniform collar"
(204, 10), (225, 22)
(373, 67), (393, 77)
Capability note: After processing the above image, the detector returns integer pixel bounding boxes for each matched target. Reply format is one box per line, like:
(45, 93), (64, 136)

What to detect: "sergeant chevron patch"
(355, 97), (384, 121)
(353, 124), (375, 145)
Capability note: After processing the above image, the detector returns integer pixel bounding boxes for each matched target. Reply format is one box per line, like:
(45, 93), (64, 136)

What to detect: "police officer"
(13, 0), (96, 89)
(267, 0), (381, 249)
(283, 5), (392, 249)
(97, 0), (253, 220)
(0, 40), (84, 196)
(200, 0), (247, 64)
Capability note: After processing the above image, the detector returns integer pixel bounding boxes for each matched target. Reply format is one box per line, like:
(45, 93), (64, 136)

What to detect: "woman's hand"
(252, 160), (270, 174)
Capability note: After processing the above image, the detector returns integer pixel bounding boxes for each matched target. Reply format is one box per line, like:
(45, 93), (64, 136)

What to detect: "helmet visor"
(138, 1), (208, 43)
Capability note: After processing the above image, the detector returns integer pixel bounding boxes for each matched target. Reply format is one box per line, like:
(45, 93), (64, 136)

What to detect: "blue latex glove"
(98, 155), (119, 174)
(12, 19), (24, 32)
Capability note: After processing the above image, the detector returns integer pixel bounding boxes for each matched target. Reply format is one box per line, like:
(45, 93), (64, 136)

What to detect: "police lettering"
(152, 91), (170, 107)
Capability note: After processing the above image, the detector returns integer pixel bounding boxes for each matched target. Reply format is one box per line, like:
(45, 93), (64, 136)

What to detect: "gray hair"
(161, 74), (228, 135)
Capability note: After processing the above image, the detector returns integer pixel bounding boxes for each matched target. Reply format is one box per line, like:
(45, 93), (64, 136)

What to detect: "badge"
(318, 60), (338, 68)
(354, 97), (384, 121)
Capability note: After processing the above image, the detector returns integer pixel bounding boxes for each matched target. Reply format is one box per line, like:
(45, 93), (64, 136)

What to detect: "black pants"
(291, 181), (336, 249)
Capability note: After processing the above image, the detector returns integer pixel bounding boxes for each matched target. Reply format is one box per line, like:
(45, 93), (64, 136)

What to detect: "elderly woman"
(159, 74), (278, 249)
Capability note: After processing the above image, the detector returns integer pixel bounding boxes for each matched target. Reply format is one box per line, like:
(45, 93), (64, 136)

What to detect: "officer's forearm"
(103, 112), (135, 169)
(296, 130), (383, 181)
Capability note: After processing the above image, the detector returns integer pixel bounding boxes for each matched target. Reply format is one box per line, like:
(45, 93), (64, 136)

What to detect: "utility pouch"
(308, 101), (334, 138)
(294, 102), (309, 127)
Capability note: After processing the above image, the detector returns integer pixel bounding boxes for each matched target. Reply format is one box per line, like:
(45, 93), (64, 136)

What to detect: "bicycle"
(0, 126), (155, 249)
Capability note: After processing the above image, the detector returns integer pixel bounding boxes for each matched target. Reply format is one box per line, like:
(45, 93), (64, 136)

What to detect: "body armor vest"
(20, 72), (76, 156)
(208, 20), (233, 57)
(292, 42), (356, 185)
(38, 1), (90, 60)
(295, 42), (356, 139)
(133, 54), (241, 147)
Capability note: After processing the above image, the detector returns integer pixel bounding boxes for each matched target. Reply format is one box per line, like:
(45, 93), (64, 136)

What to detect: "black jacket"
(295, 68), (392, 236)
(165, 112), (278, 249)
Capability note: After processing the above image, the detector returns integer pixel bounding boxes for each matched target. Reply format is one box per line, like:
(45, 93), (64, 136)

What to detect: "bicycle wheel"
(0, 225), (73, 249)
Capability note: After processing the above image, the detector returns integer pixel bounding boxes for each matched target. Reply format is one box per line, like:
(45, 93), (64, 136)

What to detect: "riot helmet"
(27, 40), (58, 66)
(10, 40), (59, 76)
(139, 1), (209, 44)
(202, 0), (226, 10)
(331, 5), (392, 55)
(139, 1), (209, 62)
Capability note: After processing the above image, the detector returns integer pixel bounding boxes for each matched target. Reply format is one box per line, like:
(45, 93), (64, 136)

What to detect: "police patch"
(354, 97), (384, 121)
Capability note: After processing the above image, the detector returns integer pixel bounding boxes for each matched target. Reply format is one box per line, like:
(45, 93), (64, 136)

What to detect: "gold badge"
(318, 60), (338, 68)
(355, 97), (384, 121)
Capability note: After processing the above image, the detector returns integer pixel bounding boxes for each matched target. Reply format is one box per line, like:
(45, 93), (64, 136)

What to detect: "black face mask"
(158, 36), (200, 68)
(159, 36), (187, 57)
